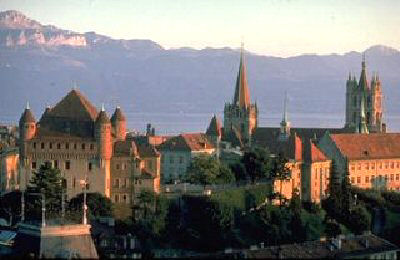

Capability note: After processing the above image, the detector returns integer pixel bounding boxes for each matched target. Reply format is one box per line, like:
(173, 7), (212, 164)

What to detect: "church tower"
(224, 45), (258, 147)
(345, 56), (384, 133)
(19, 102), (36, 160)
(279, 92), (290, 141)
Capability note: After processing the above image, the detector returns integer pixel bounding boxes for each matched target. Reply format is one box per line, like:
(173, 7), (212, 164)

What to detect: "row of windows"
(350, 162), (400, 171)
(115, 163), (127, 170)
(113, 193), (130, 204)
(114, 178), (130, 189)
(32, 142), (95, 151)
(31, 160), (93, 171)
(350, 174), (400, 184)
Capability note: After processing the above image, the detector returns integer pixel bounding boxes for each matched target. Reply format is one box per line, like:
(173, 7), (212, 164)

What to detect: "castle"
(18, 89), (160, 210)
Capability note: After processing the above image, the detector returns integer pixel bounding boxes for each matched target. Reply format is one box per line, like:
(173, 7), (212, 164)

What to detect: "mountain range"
(0, 10), (399, 133)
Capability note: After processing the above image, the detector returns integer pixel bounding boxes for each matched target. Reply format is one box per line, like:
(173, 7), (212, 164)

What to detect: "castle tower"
(279, 92), (290, 141)
(19, 102), (36, 160)
(224, 45), (258, 146)
(344, 55), (384, 133)
(95, 105), (112, 160)
(111, 106), (126, 141)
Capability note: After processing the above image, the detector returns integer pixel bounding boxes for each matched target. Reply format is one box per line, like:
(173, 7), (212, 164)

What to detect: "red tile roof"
(159, 133), (215, 152)
(330, 133), (400, 160)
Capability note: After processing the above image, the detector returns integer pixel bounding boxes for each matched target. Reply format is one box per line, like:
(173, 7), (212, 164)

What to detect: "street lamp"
(79, 178), (88, 225)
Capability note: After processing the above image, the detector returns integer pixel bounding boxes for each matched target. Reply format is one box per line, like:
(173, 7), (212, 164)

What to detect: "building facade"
(318, 133), (400, 191)
(159, 133), (215, 184)
(345, 57), (385, 133)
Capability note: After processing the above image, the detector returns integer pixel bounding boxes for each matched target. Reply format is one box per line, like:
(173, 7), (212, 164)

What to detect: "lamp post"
(41, 188), (46, 227)
(21, 190), (25, 223)
(80, 178), (88, 225)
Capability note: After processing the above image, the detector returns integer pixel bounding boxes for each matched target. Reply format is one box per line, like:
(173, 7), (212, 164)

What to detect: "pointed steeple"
(279, 92), (290, 140)
(206, 114), (222, 138)
(359, 53), (369, 90)
(233, 43), (251, 109)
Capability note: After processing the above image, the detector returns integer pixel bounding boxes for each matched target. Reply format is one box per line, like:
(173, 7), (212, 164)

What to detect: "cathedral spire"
(359, 53), (368, 90)
(233, 43), (251, 109)
(280, 91), (290, 140)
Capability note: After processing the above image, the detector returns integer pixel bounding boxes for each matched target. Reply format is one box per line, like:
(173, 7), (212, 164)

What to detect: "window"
(379, 163), (382, 169)
(41, 142), (45, 149)
(74, 143), (77, 150)
(366, 176), (369, 183)
(114, 194), (119, 203)
(391, 162), (395, 169)
(82, 143), (85, 150)
(357, 164), (361, 170)
(115, 178), (120, 188)
(88, 162), (92, 171)
(123, 194), (127, 204)
(33, 142), (36, 149)
(351, 177), (355, 184)
(49, 142), (53, 149)
(54, 160), (58, 169)
(396, 174), (399, 181)
(90, 143), (94, 150)
(357, 177), (361, 184)
(116, 164), (120, 170)
(57, 143), (61, 149)
(371, 163), (375, 170)
(350, 164), (355, 171)
(390, 174), (394, 181)
(65, 161), (70, 170)
(366, 163), (369, 170)
(65, 143), (69, 149)
(32, 161), (37, 169)
(385, 163), (389, 169)
(73, 177), (76, 188)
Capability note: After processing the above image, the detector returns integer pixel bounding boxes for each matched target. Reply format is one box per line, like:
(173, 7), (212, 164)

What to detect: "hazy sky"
(1, 0), (399, 57)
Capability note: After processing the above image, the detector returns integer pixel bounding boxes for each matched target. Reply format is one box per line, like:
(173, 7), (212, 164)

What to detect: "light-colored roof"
(160, 133), (214, 152)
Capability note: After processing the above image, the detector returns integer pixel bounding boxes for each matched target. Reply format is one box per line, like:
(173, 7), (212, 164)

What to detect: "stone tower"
(111, 106), (126, 141)
(345, 56), (384, 133)
(224, 45), (258, 146)
(19, 102), (36, 159)
(95, 105), (112, 197)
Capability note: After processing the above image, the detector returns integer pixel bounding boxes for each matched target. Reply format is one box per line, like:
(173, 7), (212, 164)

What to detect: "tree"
(69, 192), (113, 218)
(270, 153), (291, 206)
(349, 204), (371, 234)
(241, 147), (271, 184)
(26, 162), (65, 219)
(230, 162), (247, 185)
(137, 190), (156, 220)
(0, 191), (21, 225)
(187, 154), (235, 187)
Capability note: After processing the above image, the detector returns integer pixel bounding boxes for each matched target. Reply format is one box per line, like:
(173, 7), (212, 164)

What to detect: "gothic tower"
(224, 45), (258, 146)
(111, 106), (126, 141)
(279, 92), (290, 141)
(345, 56), (384, 133)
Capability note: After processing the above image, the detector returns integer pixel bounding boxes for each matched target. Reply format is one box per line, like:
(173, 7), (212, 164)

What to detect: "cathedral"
(223, 46), (258, 146)
(345, 56), (385, 133)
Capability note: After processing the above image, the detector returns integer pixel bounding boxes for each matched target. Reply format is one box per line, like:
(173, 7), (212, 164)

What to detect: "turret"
(279, 92), (290, 141)
(111, 106), (126, 141)
(19, 102), (36, 159)
(95, 104), (112, 160)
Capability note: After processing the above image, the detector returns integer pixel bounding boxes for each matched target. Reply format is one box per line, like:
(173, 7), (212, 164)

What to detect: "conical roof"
(206, 114), (222, 137)
(45, 89), (98, 122)
(233, 48), (251, 109)
(19, 107), (36, 124)
(111, 106), (126, 122)
(96, 109), (110, 124)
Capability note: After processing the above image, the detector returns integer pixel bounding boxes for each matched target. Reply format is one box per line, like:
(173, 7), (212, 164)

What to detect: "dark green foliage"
(0, 191), (21, 225)
(241, 147), (271, 184)
(325, 219), (342, 238)
(349, 205), (372, 234)
(69, 192), (113, 218)
(26, 162), (65, 219)
(187, 154), (235, 187)
(230, 162), (247, 184)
